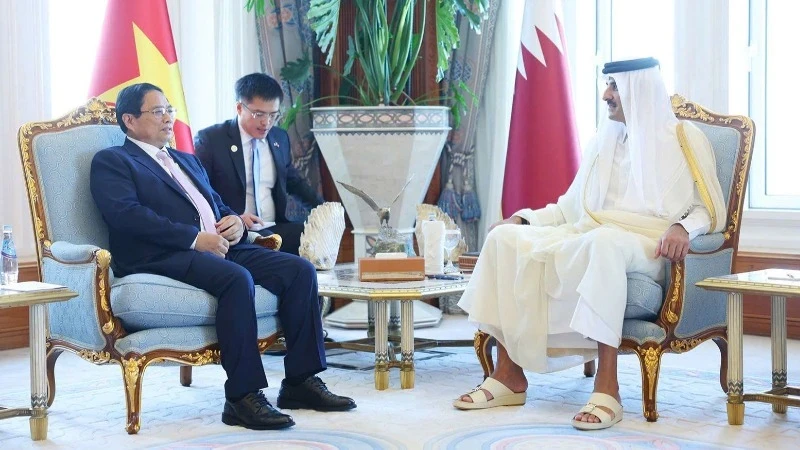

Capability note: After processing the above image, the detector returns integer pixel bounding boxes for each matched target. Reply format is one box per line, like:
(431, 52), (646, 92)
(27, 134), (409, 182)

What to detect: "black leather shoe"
(277, 376), (357, 411)
(222, 390), (295, 430)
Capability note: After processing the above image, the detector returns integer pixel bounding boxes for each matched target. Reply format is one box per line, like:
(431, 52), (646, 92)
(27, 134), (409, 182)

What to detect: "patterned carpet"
(1, 317), (798, 449)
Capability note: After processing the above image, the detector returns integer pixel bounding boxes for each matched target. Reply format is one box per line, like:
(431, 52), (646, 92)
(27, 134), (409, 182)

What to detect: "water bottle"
(2, 225), (19, 285)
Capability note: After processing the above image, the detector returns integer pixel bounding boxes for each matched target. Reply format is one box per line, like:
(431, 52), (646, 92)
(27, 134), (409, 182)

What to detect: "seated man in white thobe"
(452, 57), (727, 430)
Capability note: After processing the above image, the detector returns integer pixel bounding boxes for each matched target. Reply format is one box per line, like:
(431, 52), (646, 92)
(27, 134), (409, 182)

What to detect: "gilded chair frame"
(473, 94), (756, 422)
(18, 98), (282, 434)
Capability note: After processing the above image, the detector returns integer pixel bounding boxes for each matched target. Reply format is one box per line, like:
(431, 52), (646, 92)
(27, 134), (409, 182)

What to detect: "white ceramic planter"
(311, 105), (451, 258)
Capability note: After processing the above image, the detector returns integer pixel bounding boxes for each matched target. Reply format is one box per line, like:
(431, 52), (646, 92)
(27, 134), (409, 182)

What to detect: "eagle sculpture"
(336, 176), (414, 228)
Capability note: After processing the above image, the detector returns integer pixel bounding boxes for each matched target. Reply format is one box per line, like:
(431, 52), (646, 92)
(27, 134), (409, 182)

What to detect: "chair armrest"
(50, 241), (102, 262)
(662, 248), (734, 339)
(41, 241), (123, 351)
(688, 232), (725, 253)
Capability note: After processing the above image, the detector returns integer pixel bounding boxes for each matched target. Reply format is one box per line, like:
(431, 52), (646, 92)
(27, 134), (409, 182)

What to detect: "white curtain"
(167, 0), (261, 133)
(473, 0), (525, 244)
(0, 0), (50, 262)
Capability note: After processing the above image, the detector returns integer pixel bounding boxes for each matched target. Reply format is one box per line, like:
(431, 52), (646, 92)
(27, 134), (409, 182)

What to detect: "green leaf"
(282, 95), (304, 129)
(308, 0), (342, 65)
(436, 0), (460, 82)
(343, 36), (357, 77)
(279, 55), (313, 88)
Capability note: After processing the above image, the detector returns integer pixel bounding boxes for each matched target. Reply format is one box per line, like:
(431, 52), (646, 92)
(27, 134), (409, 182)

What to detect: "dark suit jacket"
(194, 118), (323, 223)
(90, 138), (256, 278)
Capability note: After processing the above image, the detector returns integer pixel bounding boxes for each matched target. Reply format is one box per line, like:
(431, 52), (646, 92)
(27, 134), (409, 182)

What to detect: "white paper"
(2, 281), (67, 292)
(248, 222), (276, 231)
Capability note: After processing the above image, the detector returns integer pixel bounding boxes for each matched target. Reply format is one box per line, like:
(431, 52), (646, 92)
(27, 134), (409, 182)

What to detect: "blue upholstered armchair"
(474, 95), (755, 421)
(17, 99), (283, 434)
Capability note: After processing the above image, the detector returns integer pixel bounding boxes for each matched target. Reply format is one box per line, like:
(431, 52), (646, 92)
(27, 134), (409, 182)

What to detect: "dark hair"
(235, 73), (284, 105)
(115, 83), (163, 133)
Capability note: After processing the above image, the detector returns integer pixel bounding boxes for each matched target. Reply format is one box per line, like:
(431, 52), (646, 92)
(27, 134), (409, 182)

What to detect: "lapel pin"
(230, 145), (238, 152)
(273, 141), (279, 148)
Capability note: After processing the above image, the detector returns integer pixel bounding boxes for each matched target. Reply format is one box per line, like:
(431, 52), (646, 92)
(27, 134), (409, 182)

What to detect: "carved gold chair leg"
(636, 346), (664, 422)
(121, 356), (147, 435)
(583, 360), (597, 377)
(713, 337), (729, 393)
(45, 348), (63, 407)
(180, 365), (192, 387)
(474, 330), (495, 379)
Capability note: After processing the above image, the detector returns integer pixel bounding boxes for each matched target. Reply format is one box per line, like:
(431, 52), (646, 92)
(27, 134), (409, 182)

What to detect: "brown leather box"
(457, 252), (480, 273)
(358, 257), (425, 282)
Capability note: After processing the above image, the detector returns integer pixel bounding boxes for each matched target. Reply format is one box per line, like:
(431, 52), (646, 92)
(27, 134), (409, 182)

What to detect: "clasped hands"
(195, 215), (244, 257)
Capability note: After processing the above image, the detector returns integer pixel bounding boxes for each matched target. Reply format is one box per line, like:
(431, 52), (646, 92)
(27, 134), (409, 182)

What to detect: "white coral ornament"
(299, 202), (346, 270)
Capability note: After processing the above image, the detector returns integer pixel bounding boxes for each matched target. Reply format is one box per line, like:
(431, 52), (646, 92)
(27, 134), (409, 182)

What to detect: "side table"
(0, 286), (77, 440)
(696, 269), (800, 425)
(316, 263), (470, 390)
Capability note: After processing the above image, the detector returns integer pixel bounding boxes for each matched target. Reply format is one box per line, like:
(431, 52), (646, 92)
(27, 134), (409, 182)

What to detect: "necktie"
(250, 138), (261, 217)
(156, 150), (217, 234)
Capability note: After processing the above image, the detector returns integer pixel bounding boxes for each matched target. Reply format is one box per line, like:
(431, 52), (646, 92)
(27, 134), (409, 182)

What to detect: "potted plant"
(248, 0), (487, 257)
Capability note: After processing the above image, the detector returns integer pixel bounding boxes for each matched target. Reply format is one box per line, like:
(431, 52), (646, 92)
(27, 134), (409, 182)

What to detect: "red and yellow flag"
(89, 0), (193, 151)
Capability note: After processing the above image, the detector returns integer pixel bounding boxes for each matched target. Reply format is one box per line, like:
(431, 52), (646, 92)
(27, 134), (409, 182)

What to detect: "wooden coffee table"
(0, 285), (77, 440)
(316, 263), (470, 390)
(696, 269), (800, 425)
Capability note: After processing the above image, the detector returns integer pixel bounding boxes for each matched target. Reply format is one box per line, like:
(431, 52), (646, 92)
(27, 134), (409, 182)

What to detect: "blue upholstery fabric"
(675, 249), (733, 338)
(42, 257), (107, 350)
(32, 127), (126, 250)
(624, 273), (663, 320)
(689, 232), (726, 253)
(621, 319), (667, 346)
(111, 274), (279, 331)
(114, 316), (280, 355)
(691, 123), (739, 208)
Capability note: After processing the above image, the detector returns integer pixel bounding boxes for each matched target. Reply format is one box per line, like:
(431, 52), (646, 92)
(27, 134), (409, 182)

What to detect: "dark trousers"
(183, 245), (326, 400)
(259, 222), (305, 256)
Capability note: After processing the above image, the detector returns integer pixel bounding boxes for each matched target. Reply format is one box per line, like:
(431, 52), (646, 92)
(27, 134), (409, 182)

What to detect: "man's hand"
(488, 216), (523, 233)
(216, 215), (244, 245)
(239, 212), (264, 230)
(655, 224), (690, 262)
(195, 232), (230, 258)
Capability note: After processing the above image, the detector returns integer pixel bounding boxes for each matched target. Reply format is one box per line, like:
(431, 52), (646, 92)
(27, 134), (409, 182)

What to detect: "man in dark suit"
(194, 73), (323, 255)
(90, 83), (355, 431)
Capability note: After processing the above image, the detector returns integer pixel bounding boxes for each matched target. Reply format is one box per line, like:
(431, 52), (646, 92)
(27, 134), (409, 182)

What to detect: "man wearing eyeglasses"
(195, 73), (323, 255)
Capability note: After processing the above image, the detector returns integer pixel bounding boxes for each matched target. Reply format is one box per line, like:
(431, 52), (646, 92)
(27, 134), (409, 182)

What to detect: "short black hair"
(235, 73), (284, 105)
(115, 83), (163, 134)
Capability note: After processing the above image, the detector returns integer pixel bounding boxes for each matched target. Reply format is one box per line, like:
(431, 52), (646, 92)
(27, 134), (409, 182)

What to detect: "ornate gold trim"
(665, 265), (682, 324)
(180, 349), (221, 365)
(122, 356), (146, 408)
(77, 350), (112, 364)
(640, 346), (662, 398)
(670, 338), (703, 353)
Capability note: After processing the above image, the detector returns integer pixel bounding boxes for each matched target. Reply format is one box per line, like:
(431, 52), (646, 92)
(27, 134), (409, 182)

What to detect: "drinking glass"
(442, 229), (461, 273)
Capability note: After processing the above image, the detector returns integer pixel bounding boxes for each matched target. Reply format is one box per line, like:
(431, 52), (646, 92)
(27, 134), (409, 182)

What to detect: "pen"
(427, 274), (464, 280)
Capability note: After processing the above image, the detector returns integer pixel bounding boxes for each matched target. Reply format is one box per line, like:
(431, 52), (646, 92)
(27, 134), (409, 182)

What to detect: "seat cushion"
(110, 273), (279, 331)
(624, 273), (664, 320)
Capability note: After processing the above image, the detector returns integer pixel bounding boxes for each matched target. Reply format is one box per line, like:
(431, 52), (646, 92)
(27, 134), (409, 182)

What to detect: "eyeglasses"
(241, 103), (282, 123)
(140, 106), (177, 119)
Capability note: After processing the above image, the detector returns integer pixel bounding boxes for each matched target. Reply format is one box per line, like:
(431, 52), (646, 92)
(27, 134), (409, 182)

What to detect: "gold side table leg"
(727, 292), (745, 425)
(771, 295), (788, 414)
(400, 300), (415, 389)
(29, 303), (48, 440)
(374, 300), (390, 390)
